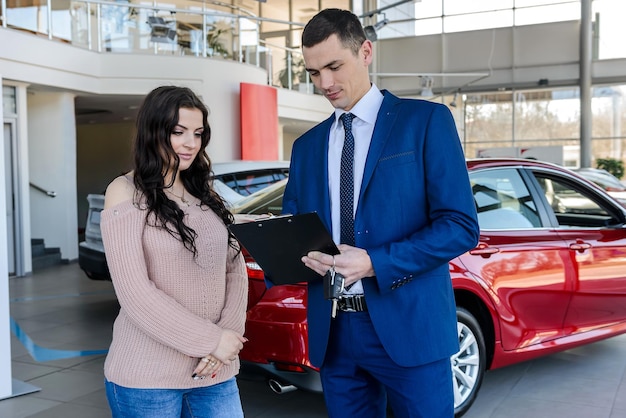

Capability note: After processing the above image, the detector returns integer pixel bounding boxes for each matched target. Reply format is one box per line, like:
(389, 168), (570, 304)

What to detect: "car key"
(330, 267), (338, 318)
(325, 266), (345, 318)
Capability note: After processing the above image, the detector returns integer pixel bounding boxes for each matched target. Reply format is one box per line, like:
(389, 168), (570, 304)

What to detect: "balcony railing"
(0, 0), (312, 93)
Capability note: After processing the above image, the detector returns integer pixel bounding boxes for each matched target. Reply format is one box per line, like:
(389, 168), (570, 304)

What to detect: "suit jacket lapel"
(313, 116), (334, 228)
(359, 91), (400, 200)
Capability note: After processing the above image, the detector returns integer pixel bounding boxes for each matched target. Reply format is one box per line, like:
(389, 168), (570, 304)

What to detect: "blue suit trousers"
(321, 311), (454, 418)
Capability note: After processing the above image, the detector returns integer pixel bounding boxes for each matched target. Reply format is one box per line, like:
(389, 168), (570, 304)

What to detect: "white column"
(0, 75), (40, 400)
(0, 73), (12, 399)
(580, 0), (593, 168)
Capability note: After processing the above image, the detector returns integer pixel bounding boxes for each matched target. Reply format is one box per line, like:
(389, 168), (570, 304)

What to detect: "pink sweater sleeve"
(101, 201), (223, 358)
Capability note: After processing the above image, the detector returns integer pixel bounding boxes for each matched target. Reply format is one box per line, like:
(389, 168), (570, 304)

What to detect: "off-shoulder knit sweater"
(100, 198), (248, 389)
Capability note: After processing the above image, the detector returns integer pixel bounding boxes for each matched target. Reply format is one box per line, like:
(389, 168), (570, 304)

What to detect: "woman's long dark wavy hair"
(132, 85), (236, 256)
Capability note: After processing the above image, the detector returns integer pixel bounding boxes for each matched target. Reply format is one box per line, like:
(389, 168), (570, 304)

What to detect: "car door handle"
(569, 241), (592, 253)
(469, 243), (500, 258)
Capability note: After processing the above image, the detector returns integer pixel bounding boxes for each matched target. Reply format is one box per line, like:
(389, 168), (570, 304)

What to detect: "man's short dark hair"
(302, 8), (366, 55)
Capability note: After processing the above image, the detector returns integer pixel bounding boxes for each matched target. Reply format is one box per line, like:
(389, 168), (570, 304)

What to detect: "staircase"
(31, 238), (63, 271)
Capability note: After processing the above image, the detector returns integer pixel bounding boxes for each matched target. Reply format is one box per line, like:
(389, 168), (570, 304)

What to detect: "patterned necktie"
(339, 113), (355, 246)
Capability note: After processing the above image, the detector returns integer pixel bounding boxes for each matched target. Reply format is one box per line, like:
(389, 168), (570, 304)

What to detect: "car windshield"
(230, 179), (287, 216)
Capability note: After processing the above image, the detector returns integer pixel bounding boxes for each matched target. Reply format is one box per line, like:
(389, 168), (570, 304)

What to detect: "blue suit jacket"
(282, 90), (479, 368)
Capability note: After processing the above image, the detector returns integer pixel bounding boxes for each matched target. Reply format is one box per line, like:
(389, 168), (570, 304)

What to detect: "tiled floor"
(3, 262), (626, 417)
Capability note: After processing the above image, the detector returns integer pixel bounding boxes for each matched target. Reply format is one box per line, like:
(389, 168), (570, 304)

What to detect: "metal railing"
(1, 0), (311, 93)
(29, 182), (57, 198)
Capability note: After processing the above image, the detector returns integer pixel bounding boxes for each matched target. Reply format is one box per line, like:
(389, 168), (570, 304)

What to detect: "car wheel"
(452, 307), (486, 418)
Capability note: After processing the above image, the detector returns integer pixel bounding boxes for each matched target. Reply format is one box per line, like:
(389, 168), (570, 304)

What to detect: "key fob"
(324, 267), (345, 300)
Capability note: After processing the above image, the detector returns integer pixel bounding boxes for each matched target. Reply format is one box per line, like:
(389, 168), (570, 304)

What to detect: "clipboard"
(228, 212), (339, 285)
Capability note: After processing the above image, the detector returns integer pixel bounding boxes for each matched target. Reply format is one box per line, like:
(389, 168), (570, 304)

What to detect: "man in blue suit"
(282, 8), (479, 418)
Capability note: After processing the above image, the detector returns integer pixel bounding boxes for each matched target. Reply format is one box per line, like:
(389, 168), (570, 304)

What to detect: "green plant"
(278, 54), (308, 88)
(596, 158), (624, 179)
(207, 27), (230, 57)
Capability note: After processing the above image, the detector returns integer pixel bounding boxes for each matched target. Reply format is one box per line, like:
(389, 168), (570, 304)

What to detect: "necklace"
(166, 188), (190, 206)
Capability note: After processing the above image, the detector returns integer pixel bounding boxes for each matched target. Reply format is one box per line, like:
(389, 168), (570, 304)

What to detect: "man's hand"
(302, 244), (374, 287)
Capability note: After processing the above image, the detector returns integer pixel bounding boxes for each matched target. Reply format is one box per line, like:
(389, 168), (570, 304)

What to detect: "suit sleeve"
(367, 104), (479, 294)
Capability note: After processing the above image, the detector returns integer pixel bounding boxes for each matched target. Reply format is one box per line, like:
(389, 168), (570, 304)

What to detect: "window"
(230, 180), (287, 216)
(463, 85), (626, 169)
(3, 86), (16, 115)
(471, 168), (540, 229)
(533, 173), (618, 228)
(216, 169), (288, 196)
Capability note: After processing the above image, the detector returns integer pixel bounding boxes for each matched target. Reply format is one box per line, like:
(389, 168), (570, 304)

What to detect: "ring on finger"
(201, 357), (210, 363)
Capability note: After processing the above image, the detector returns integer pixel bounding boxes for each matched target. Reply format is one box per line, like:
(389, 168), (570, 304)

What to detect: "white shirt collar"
(333, 84), (383, 127)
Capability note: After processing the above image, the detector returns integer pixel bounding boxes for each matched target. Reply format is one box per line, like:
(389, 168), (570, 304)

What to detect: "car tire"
(452, 307), (486, 418)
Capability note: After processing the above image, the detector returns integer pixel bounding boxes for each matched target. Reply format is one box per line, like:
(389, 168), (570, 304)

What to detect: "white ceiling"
(74, 94), (144, 125)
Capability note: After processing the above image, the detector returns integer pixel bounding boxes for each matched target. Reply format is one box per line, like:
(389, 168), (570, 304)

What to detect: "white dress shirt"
(328, 84), (384, 295)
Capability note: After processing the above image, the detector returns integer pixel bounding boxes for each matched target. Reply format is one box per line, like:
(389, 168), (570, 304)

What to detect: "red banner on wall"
(240, 83), (279, 160)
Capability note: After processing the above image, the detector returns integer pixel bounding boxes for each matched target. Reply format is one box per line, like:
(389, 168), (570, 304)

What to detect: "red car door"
(532, 172), (626, 332)
(559, 228), (626, 331)
(463, 229), (574, 351)
(464, 167), (574, 351)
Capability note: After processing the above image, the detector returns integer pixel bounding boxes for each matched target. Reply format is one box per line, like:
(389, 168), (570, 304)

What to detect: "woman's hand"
(192, 355), (222, 380)
(192, 330), (248, 380)
(191, 330), (248, 380)
(212, 329), (248, 365)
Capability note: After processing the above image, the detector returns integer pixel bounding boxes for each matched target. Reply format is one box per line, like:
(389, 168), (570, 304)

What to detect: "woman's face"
(170, 107), (204, 173)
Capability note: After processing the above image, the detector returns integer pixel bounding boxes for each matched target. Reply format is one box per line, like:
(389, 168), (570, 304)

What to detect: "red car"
(232, 159), (626, 417)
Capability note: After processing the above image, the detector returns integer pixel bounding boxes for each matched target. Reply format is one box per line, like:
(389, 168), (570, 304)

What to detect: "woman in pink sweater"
(100, 86), (248, 417)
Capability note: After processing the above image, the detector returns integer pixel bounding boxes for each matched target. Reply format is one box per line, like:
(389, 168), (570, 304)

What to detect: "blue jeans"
(105, 377), (244, 418)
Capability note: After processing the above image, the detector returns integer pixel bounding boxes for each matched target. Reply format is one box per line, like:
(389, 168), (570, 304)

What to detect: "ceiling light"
(364, 18), (389, 42)
(147, 16), (177, 43)
(419, 76), (433, 97)
(450, 91), (459, 107)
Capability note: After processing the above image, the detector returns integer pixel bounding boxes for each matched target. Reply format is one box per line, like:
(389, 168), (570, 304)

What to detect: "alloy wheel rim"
(451, 321), (480, 409)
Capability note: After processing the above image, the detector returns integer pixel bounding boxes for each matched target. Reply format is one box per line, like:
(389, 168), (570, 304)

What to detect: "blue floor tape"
(10, 289), (115, 303)
(10, 290), (112, 361)
(10, 318), (109, 362)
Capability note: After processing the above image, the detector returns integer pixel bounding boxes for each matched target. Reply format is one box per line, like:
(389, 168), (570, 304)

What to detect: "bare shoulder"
(104, 173), (135, 209)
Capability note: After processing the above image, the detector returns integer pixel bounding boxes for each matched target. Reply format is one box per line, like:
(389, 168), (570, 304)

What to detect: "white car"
(78, 160), (289, 280)
(212, 160), (289, 206)
(574, 167), (626, 207)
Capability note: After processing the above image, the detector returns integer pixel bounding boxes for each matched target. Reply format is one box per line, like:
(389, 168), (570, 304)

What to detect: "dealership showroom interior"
(3, 0), (626, 416)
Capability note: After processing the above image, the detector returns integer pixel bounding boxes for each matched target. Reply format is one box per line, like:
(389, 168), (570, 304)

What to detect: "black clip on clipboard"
(228, 212), (339, 285)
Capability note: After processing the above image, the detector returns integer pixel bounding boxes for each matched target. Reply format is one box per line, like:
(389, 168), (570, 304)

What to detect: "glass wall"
(411, 0), (582, 35)
(460, 85), (626, 170)
(590, 86), (625, 162)
(0, 0), (346, 92)
(3, 1), (625, 60)
(393, 0), (626, 60)
(464, 91), (515, 154)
